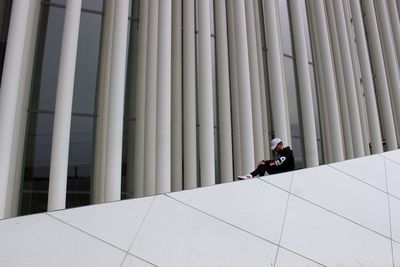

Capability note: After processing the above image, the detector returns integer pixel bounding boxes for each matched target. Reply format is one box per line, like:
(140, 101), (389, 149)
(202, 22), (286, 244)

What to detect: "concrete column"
(215, 0), (233, 183)
(374, 0), (400, 144)
(226, 0), (242, 177)
(156, 0), (172, 193)
(144, 0), (159, 195)
(263, 0), (289, 146)
(387, 0), (400, 65)
(233, 0), (255, 174)
(349, 0), (383, 153)
(131, 0), (148, 198)
(198, 0), (215, 186)
(3, 0), (40, 218)
(92, 0), (114, 204)
(253, 0), (270, 156)
(183, 0), (197, 189)
(311, 0), (344, 162)
(342, 0), (371, 155)
(362, 0), (398, 150)
(289, 0), (319, 167)
(104, 0), (130, 202)
(245, 0), (264, 161)
(333, 0), (365, 157)
(47, 0), (82, 211)
(171, 0), (183, 191)
(325, 0), (354, 159)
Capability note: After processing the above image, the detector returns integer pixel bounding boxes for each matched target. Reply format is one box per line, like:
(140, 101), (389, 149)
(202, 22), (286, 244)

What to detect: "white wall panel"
(129, 195), (278, 266)
(49, 196), (155, 251)
(281, 196), (393, 266)
(168, 178), (289, 244)
(385, 159), (400, 198)
(121, 254), (155, 267)
(259, 172), (293, 191)
(275, 247), (324, 267)
(382, 150), (400, 165)
(330, 155), (387, 191)
(390, 196), (400, 243)
(394, 241), (400, 267)
(0, 214), (126, 267)
(291, 165), (391, 237)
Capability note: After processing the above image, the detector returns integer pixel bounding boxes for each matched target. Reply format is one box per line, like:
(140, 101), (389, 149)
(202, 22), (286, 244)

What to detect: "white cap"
(271, 138), (282, 151)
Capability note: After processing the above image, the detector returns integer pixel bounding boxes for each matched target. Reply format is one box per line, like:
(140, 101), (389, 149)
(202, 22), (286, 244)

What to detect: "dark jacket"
(266, 146), (295, 174)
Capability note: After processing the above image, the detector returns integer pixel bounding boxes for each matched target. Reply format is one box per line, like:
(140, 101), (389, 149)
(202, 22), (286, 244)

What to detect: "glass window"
(278, 0), (293, 55)
(299, 0), (313, 62)
(72, 11), (102, 115)
(47, 0), (104, 12)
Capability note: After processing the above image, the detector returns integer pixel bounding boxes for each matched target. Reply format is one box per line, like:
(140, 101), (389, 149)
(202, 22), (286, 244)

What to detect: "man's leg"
(250, 163), (267, 177)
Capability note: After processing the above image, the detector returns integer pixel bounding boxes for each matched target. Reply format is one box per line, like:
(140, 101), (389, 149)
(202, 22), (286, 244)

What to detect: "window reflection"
(47, 0), (104, 12)
(278, 0), (293, 55)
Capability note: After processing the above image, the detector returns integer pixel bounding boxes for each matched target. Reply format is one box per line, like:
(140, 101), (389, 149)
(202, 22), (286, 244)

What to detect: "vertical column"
(387, 0), (400, 65)
(198, 0), (215, 186)
(349, 0), (383, 153)
(92, 0), (114, 204)
(131, 0), (148, 198)
(0, 0), (38, 218)
(47, 0), (82, 211)
(289, 0), (319, 167)
(226, 1), (242, 177)
(215, 0), (233, 183)
(263, 0), (289, 145)
(311, 0), (344, 162)
(104, 0), (130, 202)
(254, 0), (270, 155)
(156, 0), (172, 193)
(245, 0), (264, 161)
(171, 0), (183, 191)
(233, 0), (255, 174)
(362, 0), (398, 150)
(374, 0), (400, 141)
(144, 0), (159, 195)
(183, 0), (197, 189)
(333, 0), (365, 157)
(325, 0), (354, 159)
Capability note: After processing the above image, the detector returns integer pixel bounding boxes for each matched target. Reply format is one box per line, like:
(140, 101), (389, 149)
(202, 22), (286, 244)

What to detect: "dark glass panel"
(278, 0), (293, 55)
(292, 137), (305, 169)
(72, 11), (102, 115)
(20, 192), (48, 215)
(0, 0), (12, 82)
(31, 6), (65, 111)
(299, 0), (313, 62)
(47, 0), (104, 11)
(284, 57), (301, 137)
(309, 65), (321, 138)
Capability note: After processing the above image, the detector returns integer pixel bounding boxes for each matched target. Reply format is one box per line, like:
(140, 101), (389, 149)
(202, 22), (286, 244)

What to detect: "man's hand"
(258, 160), (266, 165)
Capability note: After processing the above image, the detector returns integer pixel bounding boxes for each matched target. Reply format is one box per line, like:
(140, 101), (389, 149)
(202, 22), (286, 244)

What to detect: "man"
(237, 138), (295, 180)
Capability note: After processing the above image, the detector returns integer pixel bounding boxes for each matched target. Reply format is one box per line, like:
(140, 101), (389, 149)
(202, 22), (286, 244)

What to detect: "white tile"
(281, 196), (393, 267)
(130, 195), (278, 267)
(330, 154), (387, 191)
(275, 248), (324, 267)
(0, 214), (126, 267)
(258, 171), (293, 191)
(385, 159), (400, 198)
(122, 254), (155, 267)
(390, 196), (400, 243)
(381, 149), (400, 165)
(394, 241), (400, 267)
(168, 178), (288, 243)
(50, 196), (155, 251)
(291, 165), (391, 237)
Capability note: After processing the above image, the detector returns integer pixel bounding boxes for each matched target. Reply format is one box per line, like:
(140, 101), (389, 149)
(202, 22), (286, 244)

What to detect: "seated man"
(238, 138), (295, 180)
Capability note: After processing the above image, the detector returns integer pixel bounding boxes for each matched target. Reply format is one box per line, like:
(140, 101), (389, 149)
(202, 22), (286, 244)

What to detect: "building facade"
(0, 0), (399, 219)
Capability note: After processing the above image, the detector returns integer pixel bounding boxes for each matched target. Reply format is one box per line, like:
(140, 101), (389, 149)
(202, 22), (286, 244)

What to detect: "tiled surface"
(291, 165), (391, 237)
(394, 241), (400, 267)
(168, 178), (289, 243)
(50, 196), (155, 251)
(130, 195), (278, 267)
(390, 196), (400, 243)
(275, 247), (324, 267)
(330, 154), (387, 191)
(121, 254), (155, 267)
(0, 214), (126, 267)
(385, 158), (400, 198)
(280, 196), (393, 266)
(381, 149), (400, 165)
(258, 171), (293, 191)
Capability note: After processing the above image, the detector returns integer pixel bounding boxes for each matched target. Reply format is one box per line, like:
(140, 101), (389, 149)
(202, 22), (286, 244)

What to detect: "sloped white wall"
(0, 150), (399, 266)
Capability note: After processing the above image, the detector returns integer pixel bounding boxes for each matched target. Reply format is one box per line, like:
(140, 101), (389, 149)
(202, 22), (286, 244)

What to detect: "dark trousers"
(250, 163), (272, 177)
